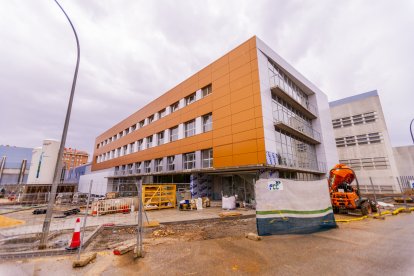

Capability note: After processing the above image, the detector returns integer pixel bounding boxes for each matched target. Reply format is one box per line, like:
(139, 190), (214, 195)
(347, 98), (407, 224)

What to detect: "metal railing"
(270, 74), (318, 115)
(275, 153), (326, 173)
(273, 107), (321, 143)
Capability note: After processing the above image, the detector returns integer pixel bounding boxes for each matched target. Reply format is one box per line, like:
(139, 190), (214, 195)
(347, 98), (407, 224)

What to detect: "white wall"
(78, 168), (113, 195)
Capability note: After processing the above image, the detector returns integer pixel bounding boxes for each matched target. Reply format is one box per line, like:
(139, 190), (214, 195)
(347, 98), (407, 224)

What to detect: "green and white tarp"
(256, 178), (336, 235)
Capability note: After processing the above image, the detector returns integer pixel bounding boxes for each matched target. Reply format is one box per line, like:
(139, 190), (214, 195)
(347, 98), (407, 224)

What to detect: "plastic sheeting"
(255, 178), (336, 235)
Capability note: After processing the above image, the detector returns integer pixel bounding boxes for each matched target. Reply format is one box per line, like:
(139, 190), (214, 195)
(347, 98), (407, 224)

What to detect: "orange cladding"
(92, 36), (265, 171)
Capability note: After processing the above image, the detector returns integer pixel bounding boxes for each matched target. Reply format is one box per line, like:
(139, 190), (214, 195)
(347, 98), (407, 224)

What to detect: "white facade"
(256, 38), (338, 179)
(27, 139), (60, 184)
(329, 91), (400, 193)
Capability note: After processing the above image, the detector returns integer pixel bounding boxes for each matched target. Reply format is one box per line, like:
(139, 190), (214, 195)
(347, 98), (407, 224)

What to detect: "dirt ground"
(88, 217), (256, 251)
(1, 213), (414, 275)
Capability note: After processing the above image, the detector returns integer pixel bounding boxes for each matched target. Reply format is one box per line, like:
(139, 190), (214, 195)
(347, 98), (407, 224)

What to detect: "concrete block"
(72, 252), (97, 268)
(245, 232), (261, 241)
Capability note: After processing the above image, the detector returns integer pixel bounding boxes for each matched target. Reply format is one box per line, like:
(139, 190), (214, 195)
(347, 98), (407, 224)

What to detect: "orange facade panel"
(92, 36), (265, 171)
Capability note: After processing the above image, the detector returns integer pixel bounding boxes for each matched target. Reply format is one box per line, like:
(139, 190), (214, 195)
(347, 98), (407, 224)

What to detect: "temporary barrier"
(91, 197), (139, 216)
(142, 185), (176, 210)
(255, 178), (336, 235)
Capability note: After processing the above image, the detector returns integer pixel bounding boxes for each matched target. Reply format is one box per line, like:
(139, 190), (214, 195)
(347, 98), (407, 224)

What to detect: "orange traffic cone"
(66, 217), (81, 250)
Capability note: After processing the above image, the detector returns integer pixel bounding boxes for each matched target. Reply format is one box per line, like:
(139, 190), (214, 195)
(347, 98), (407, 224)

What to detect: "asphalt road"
(1, 213), (413, 275)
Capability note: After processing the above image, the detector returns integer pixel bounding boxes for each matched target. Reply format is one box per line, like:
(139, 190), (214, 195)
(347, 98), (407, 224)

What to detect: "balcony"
(270, 75), (317, 119)
(273, 108), (321, 144)
(266, 151), (326, 173)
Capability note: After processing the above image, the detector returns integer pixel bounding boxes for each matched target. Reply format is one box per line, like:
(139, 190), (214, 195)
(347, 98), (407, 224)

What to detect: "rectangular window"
(202, 84), (212, 97)
(335, 138), (345, 147)
(131, 125), (136, 131)
(356, 134), (368, 145)
(139, 120), (145, 128)
(185, 119), (196, 137)
(202, 113), (212, 132)
(364, 112), (376, 123)
(116, 147), (121, 157)
(137, 139), (143, 151)
(119, 131), (123, 138)
(148, 115), (154, 124)
(352, 114), (363, 125)
(185, 93), (196, 105)
(345, 136), (356, 146)
(144, 161), (151, 173)
(130, 142), (135, 153)
(201, 148), (213, 168)
(342, 117), (352, 127)
(125, 128), (130, 135)
(122, 145), (128, 155)
(146, 136), (153, 148)
(332, 119), (341, 128)
(134, 162), (141, 173)
(158, 108), (166, 118)
(154, 158), (163, 172)
(183, 152), (196, 170)
(171, 101), (179, 112)
(167, 156), (175, 171)
(170, 126), (178, 141)
(127, 163), (133, 174)
(368, 132), (381, 143)
(157, 131), (164, 145)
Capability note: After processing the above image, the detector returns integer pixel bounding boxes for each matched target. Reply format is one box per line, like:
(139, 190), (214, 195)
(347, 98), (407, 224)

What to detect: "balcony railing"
(267, 151), (326, 173)
(270, 74), (318, 118)
(273, 107), (321, 144)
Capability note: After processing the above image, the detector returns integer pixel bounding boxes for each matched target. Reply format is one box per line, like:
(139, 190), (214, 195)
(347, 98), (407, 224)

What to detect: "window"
(202, 113), (212, 132)
(113, 135), (117, 141)
(122, 145), (128, 155)
(130, 142), (135, 153)
(131, 125), (136, 131)
(202, 148), (213, 168)
(146, 136), (153, 148)
(127, 163), (133, 174)
(170, 126), (178, 141)
(144, 161), (151, 173)
(137, 139), (143, 151)
(139, 120), (145, 128)
(125, 128), (130, 135)
(148, 115), (154, 124)
(116, 147), (121, 157)
(368, 132), (381, 143)
(345, 136), (356, 146)
(185, 119), (196, 137)
(352, 114), (363, 125)
(171, 101), (179, 112)
(158, 108), (166, 118)
(167, 156), (175, 171)
(202, 84), (212, 97)
(356, 134), (368, 145)
(185, 93), (196, 105)
(332, 119), (341, 129)
(119, 131), (123, 138)
(183, 152), (196, 170)
(157, 131), (164, 145)
(134, 162), (141, 173)
(335, 138), (345, 147)
(154, 158), (163, 172)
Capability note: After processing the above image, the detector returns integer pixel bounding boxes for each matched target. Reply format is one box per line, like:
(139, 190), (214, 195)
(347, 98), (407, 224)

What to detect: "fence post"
(77, 180), (93, 260)
(396, 177), (410, 212)
(135, 179), (143, 258)
(369, 177), (383, 219)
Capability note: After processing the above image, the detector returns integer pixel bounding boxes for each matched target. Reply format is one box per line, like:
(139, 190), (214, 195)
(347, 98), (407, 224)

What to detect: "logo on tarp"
(268, 180), (283, 191)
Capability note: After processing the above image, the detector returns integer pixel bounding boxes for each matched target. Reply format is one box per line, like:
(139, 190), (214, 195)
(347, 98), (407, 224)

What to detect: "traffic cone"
(66, 217), (81, 250)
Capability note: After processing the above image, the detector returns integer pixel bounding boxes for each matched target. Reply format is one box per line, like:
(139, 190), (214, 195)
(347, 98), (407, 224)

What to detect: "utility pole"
(39, 0), (80, 249)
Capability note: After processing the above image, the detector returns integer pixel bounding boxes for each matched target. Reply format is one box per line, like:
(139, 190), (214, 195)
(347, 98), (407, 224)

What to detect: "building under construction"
(80, 36), (338, 202)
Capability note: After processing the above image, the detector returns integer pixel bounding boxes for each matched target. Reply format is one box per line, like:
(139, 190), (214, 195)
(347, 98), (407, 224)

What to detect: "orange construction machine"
(328, 164), (377, 215)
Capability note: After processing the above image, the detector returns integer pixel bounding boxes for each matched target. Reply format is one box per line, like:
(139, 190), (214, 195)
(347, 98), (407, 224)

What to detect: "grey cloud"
(0, 0), (413, 159)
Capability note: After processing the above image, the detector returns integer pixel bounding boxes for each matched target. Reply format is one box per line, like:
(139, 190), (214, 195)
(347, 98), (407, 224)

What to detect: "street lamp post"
(39, 0), (80, 249)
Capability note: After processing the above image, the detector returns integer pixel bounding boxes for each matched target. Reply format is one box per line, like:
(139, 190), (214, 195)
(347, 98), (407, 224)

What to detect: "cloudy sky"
(1, 0), (413, 159)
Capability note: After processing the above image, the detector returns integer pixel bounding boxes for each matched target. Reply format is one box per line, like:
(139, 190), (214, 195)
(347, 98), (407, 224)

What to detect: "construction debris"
(113, 240), (136, 255)
(152, 228), (175, 237)
(245, 232), (261, 241)
(72, 252), (97, 268)
(219, 212), (242, 218)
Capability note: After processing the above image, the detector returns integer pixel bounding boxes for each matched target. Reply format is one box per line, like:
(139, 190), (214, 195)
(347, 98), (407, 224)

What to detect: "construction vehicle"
(328, 164), (377, 215)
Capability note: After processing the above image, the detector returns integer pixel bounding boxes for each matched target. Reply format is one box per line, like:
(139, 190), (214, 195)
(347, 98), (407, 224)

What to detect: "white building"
(329, 90), (401, 193)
